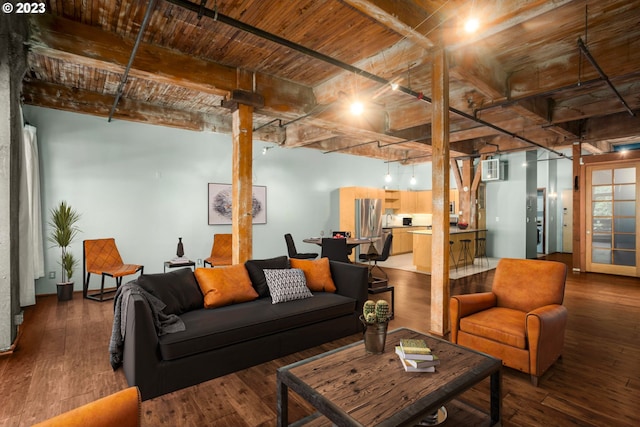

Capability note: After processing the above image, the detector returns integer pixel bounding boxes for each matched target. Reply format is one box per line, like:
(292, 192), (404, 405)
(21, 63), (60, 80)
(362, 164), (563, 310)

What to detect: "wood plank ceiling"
(21, 0), (640, 164)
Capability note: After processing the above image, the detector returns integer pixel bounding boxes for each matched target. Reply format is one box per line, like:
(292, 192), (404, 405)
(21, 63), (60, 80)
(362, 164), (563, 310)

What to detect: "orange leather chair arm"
(33, 387), (140, 427)
(450, 292), (496, 343)
(452, 292), (496, 317)
(526, 305), (568, 376)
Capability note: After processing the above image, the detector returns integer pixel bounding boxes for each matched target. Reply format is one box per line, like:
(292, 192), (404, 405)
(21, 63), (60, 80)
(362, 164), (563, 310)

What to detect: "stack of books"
(395, 338), (440, 372)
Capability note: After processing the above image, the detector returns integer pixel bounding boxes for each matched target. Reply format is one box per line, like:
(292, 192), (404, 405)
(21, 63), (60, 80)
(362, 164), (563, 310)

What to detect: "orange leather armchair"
(450, 258), (567, 386)
(33, 386), (140, 427)
(204, 233), (232, 267)
(83, 238), (144, 301)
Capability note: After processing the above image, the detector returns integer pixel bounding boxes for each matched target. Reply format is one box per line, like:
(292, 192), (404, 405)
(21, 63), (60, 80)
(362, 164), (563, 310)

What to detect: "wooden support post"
(231, 103), (254, 264)
(430, 46), (450, 337)
(450, 159), (473, 225)
(461, 159), (473, 225)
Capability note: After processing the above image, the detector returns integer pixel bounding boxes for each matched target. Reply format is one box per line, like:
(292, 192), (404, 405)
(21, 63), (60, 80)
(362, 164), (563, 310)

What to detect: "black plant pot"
(56, 282), (74, 301)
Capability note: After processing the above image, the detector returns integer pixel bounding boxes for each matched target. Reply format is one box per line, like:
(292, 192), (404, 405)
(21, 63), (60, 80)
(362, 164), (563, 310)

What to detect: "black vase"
(176, 237), (184, 258)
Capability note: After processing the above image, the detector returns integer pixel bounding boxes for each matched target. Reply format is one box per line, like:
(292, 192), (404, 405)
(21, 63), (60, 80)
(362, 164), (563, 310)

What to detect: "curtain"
(18, 122), (44, 306)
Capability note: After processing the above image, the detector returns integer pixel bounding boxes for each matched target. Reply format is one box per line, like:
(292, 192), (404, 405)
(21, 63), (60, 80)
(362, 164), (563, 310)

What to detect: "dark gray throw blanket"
(109, 281), (185, 370)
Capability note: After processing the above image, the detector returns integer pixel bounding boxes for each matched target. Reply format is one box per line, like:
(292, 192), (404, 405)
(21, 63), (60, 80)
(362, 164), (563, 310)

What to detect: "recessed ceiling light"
(464, 17), (479, 33)
(350, 101), (364, 115)
(390, 82), (399, 91)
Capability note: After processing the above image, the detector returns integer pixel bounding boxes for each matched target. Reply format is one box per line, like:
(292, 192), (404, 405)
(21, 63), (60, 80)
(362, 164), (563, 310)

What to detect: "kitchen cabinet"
(384, 190), (400, 211)
(384, 190), (458, 215)
(416, 191), (431, 212)
(399, 191), (417, 213)
(389, 226), (427, 255)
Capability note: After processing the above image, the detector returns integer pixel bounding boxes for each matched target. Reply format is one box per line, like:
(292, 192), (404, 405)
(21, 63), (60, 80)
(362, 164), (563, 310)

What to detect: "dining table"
(303, 237), (372, 254)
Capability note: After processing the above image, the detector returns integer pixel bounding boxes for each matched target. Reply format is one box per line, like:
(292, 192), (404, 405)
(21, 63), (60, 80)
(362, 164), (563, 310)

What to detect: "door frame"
(585, 162), (640, 277)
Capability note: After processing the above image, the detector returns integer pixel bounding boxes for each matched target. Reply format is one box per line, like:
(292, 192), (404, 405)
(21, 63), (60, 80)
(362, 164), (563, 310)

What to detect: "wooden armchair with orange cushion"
(450, 258), (568, 386)
(204, 233), (232, 267)
(83, 238), (144, 301)
(33, 386), (140, 427)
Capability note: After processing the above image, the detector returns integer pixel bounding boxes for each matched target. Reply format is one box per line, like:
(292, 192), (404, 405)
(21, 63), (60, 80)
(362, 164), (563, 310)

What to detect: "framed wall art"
(208, 183), (267, 225)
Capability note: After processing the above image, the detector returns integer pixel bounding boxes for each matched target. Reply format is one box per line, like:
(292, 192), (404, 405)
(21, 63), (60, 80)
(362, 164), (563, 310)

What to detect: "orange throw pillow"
(195, 265), (258, 308)
(289, 257), (336, 293)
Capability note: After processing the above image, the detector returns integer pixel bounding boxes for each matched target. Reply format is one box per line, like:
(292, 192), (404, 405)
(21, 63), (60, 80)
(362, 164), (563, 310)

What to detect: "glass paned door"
(586, 163), (639, 276)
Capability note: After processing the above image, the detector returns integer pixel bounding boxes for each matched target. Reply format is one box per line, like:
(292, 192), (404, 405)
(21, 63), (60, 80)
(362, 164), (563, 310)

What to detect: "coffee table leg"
(490, 369), (502, 426)
(277, 376), (288, 427)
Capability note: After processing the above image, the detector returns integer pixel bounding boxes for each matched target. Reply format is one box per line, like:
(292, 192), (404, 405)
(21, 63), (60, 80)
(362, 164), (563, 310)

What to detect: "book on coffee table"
(398, 355), (436, 373)
(399, 339), (435, 360)
(395, 347), (440, 371)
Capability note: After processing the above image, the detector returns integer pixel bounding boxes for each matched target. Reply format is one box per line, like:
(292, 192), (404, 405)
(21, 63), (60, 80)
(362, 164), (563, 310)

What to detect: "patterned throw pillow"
(263, 268), (313, 304)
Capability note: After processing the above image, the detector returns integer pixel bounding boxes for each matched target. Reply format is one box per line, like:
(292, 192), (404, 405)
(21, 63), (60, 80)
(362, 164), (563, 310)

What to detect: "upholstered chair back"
(492, 258), (567, 313)
(84, 238), (124, 271)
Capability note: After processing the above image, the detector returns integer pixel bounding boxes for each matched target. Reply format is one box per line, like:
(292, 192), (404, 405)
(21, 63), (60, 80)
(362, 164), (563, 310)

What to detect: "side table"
(368, 285), (394, 319)
(163, 260), (196, 273)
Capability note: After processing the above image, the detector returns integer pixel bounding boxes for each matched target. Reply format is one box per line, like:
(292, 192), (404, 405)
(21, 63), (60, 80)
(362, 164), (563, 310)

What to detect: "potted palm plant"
(48, 201), (81, 301)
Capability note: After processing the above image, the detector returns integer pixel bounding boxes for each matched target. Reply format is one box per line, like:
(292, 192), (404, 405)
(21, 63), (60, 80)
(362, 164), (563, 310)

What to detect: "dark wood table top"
(303, 237), (371, 247)
(277, 327), (501, 426)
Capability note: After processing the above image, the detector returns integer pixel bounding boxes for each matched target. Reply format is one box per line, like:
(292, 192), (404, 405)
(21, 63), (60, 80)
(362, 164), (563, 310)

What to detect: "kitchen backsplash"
(385, 213), (433, 227)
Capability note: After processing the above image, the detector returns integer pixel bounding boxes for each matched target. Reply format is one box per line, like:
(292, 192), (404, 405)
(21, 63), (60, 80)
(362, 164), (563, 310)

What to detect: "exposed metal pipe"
(577, 38), (635, 117)
(108, 0), (157, 122)
(165, 0), (570, 159)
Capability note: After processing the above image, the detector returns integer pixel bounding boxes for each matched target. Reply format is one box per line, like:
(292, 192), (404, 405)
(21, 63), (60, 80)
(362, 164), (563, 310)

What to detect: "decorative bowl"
(457, 223), (469, 230)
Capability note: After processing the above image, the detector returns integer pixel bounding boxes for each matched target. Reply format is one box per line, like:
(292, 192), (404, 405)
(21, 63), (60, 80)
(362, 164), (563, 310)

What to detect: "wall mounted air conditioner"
(481, 159), (507, 181)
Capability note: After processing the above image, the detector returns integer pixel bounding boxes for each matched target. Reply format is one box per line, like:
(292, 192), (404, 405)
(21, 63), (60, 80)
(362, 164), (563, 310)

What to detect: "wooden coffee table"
(277, 327), (501, 426)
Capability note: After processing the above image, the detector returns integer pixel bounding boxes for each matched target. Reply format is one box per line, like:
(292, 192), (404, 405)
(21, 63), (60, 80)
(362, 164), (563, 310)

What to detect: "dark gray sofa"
(120, 258), (368, 400)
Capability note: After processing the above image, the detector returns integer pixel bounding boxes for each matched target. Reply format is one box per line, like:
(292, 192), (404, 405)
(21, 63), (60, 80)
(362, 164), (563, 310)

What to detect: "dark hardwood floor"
(1, 253), (638, 426)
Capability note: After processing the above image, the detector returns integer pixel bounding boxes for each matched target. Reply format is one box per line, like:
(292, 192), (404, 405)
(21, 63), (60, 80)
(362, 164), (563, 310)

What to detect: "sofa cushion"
(290, 257), (336, 292)
(195, 265), (259, 309)
(264, 268), (313, 304)
(459, 307), (527, 349)
(245, 256), (290, 298)
(158, 292), (356, 361)
(137, 268), (203, 315)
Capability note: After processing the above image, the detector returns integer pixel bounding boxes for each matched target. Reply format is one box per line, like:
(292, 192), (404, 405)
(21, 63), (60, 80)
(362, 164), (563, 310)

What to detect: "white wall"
(485, 150), (573, 259)
(485, 152), (529, 259)
(24, 106), (420, 295)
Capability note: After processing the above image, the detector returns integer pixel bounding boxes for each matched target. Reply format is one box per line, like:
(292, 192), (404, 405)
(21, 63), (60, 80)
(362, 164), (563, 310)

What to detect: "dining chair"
(204, 233), (233, 267)
(358, 233), (393, 279)
(83, 238), (144, 302)
(284, 233), (318, 259)
(321, 237), (351, 263)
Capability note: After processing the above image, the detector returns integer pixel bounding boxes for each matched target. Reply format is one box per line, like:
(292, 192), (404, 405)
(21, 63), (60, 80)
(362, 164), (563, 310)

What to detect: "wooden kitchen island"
(412, 228), (487, 273)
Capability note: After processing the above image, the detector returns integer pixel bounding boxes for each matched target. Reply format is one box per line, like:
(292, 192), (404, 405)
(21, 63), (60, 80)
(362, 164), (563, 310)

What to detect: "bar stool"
(458, 239), (473, 270)
(449, 241), (458, 271)
(475, 237), (489, 267)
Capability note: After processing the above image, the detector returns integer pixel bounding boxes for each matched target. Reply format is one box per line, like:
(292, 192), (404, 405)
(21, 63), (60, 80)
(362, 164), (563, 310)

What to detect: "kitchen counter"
(412, 228), (487, 272)
(382, 225), (430, 229)
(383, 226), (429, 255)
(410, 227), (484, 235)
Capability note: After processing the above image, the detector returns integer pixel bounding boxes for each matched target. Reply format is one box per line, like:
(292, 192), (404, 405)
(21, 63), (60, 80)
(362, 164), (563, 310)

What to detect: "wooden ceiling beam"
(449, 47), (507, 99)
(341, 0), (436, 50)
(22, 79), (205, 130)
(21, 79), (285, 143)
(28, 14), (317, 117)
(583, 110), (640, 144)
(444, 0), (576, 50)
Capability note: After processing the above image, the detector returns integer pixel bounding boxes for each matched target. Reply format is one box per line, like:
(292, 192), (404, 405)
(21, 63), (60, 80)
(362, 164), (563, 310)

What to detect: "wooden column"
(430, 46), (450, 337)
(451, 159), (473, 225)
(231, 103), (253, 264)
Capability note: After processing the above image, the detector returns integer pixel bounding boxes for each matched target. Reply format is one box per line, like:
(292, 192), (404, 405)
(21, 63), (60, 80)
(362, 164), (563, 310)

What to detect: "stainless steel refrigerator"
(355, 198), (384, 259)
